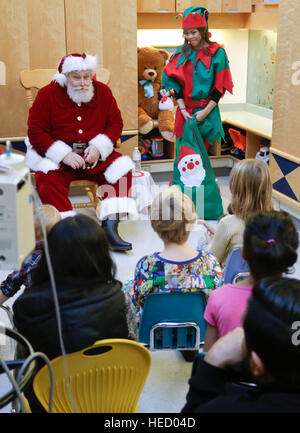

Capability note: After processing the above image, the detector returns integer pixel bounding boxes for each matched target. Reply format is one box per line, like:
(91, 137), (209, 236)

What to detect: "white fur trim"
(53, 54), (97, 87)
(61, 54), (97, 75)
(97, 197), (138, 221)
(45, 140), (71, 164)
(88, 134), (114, 161)
(25, 137), (59, 173)
(60, 210), (76, 219)
(53, 73), (67, 87)
(104, 156), (135, 184)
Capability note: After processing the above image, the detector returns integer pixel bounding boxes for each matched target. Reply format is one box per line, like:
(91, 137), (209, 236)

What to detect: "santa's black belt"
(66, 142), (88, 155)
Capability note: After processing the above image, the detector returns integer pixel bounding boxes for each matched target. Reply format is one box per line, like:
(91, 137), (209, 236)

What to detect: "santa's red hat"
(177, 145), (198, 170)
(53, 53), (97, 87)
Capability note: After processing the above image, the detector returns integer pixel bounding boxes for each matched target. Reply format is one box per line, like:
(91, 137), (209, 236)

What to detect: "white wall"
(137, 29), (248, 104)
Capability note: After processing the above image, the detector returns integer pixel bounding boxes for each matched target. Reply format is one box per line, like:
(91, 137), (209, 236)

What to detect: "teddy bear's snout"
(143, 69), (157, 81)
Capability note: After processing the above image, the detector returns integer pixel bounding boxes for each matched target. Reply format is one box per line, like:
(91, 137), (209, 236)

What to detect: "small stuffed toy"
(158, 89), (174, 111)
(138, 47), (175, 142)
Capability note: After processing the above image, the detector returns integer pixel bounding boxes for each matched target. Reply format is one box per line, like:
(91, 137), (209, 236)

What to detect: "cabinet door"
(0, 0), (66, 137)
(222, 0), (252, 12)
(252, 0), (278, 13)
(176, 0), (222, 13)
(137, 0), (175, 13)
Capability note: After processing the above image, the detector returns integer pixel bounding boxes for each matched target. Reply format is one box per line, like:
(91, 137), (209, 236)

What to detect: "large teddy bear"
(138, 46), (175, 142)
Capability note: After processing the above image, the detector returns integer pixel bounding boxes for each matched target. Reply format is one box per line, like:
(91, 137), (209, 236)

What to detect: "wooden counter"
(219, 104), (272, 158)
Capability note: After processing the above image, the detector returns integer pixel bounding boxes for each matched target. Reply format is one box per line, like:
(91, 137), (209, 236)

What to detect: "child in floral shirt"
(124, 187), (223, 322)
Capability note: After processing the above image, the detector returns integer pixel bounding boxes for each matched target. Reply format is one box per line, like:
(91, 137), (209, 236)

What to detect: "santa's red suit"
(26, 72), (137, 221)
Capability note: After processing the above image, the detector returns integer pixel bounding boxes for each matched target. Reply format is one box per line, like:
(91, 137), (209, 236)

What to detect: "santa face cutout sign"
(177, 145), (206, 187)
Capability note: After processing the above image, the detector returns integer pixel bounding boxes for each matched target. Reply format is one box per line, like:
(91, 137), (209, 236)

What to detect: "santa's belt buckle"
(73, 142), (88, 156)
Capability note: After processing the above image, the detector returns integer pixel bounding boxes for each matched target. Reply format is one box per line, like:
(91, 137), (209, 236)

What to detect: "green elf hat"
(176, 6), (209, 31)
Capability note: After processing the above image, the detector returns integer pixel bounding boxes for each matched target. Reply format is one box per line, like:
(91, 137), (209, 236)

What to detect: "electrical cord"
(0, 327), (55, 413)
(0, 182), (77, 413)
(0, 327), (36, 410)
(32, 188), (77, 412)
(16, 352), (54, 413)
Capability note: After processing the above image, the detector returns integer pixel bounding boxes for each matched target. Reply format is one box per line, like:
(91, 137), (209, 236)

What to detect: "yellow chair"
(32, 339), (151, 413)
(19, 67), (111, 210)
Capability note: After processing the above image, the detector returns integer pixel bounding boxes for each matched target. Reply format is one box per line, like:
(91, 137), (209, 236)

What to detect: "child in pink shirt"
(203, 210), (299, 351)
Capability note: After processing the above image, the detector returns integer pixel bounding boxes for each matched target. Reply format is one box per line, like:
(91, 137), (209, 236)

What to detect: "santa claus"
(26, 53), (137, 251)
(177, 145), (206, 187)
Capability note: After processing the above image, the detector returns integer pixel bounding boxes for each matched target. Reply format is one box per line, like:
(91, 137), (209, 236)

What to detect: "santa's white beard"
(66, 82), (94, 104)
(180, 169), (206, 187)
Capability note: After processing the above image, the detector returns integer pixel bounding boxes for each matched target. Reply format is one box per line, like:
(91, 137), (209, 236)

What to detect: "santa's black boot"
(102, 217), (132, 252)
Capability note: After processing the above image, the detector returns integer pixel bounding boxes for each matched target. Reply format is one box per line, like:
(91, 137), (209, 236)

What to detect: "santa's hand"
(84, 145), (100, 169)
(62, 152), (85, 170)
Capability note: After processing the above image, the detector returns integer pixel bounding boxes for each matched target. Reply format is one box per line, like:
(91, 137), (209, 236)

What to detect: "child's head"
(151, 186), (197, 244)
(243, 210), (298, 281)
(229, 159), (273, 220)
(36, 214), (116, 282)
(34, 204), (61, 241)
(243, 276), (300, 385)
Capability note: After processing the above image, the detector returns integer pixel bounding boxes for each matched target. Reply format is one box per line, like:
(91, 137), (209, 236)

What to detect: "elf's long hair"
(181, 27), (213, 64)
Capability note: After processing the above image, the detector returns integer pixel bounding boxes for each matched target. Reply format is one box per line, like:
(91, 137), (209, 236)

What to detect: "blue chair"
(223, 247), (250, 284)
(138, 291), (207, 351)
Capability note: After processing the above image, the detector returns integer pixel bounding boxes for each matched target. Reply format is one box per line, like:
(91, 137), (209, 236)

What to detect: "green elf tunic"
(161, 43), (233, 220)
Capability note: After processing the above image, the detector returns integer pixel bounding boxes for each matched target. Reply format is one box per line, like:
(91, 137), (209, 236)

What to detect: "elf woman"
(161, 6), (233, 220)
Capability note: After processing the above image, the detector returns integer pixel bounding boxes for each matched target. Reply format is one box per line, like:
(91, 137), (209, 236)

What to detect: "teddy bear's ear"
(137, 47), (141, 53)
(159, 49), (170, 64)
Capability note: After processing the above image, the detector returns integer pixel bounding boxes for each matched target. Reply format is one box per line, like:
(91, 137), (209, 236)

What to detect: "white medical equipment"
(0, 146), (35, 270)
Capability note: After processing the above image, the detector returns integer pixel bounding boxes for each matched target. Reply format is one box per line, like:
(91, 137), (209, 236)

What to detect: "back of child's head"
(151, 186), (197, 244)
(243, 210), (298, 281)
(244, 276), (300, 386)
(34, 204), (61, 241)
(229, 159), (273, 220)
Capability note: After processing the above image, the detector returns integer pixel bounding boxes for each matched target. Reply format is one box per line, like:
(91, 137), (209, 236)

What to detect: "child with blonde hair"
(199, 159), (274, 267)
(124, 186), (223, 323)
(0, 204), (61, 304)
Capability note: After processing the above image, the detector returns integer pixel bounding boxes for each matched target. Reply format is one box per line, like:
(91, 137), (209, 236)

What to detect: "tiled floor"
(0, 174), (299, 413)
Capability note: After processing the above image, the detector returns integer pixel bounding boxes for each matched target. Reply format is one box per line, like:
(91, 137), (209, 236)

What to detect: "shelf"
(221, 110), (272, 139)
(142, 158), (175, 164)
(138, 106), (273, 173)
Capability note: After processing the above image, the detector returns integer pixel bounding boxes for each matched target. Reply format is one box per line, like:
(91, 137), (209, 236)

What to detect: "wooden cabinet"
(0, 0), (138, 156)
(137, 0), (175, 13)
(176, 0), (222, 13)
(252, 0), (279, 13)
(222, 0), (252, 12)
(269, 0), (300, 212)
(0, 0), (66, 138)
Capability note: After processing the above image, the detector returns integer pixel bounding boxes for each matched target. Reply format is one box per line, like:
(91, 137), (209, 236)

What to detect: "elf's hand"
(180, 109), (193, 120)
(195, 110), (208, 124)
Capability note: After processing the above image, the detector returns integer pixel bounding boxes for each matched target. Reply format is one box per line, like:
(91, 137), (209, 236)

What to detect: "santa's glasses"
(68, 72), (92, 85)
